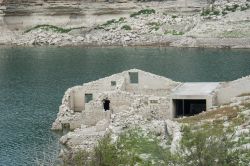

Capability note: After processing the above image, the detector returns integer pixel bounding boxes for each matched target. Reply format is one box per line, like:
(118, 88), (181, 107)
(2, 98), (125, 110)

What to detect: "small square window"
(111, 81), (116, 86)
(85, 94), (93, 103)
(129, 72), (138, 84)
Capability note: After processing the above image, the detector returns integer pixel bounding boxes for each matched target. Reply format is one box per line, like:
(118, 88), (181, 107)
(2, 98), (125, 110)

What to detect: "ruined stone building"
(52, 69), (250, 131)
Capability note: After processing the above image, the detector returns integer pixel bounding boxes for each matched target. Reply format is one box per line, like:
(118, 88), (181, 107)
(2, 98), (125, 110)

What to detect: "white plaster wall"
(217, 76), (250, 104)
(72, 75), (125, 112)
(206, 96), (213, 110)
(123, 69), (178, 96)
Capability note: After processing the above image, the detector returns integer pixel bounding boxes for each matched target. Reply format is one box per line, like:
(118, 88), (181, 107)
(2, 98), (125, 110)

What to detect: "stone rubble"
(2, 0), (249, 48)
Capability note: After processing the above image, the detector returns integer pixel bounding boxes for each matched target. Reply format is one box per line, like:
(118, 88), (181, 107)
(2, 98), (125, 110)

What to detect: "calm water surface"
(0, 47), (250, 166)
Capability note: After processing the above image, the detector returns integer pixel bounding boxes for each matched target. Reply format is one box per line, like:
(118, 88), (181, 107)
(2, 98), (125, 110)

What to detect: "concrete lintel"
(171, 95), (210, 100)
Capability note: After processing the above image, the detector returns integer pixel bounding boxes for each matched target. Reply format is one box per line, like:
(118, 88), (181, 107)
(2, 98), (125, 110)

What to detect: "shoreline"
(1, 38), (250, 49)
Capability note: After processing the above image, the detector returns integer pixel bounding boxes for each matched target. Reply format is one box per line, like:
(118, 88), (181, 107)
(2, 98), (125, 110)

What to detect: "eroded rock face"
(1, 0), (249, 48)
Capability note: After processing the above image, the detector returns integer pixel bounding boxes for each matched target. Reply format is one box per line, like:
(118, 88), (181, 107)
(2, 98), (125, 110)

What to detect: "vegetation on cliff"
(24, 24), (83, 33)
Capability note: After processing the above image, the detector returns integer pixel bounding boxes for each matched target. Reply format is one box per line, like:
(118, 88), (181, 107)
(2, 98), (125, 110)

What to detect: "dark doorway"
(174, 99), (206, 117)
(103, 98), (110, 111)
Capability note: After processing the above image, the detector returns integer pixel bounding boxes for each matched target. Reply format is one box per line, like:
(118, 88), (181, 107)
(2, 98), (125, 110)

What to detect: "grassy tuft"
(130, 9), (155, 17)
(121, 25), (132, 30)
(177, 106), (240, 124)
(147, 22), (161, 31)
(165, 30), (184, 35)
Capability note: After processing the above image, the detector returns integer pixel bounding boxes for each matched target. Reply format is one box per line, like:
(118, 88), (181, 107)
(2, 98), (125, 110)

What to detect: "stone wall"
(124, 69), (179, 96)
(72, 75), (125, 111)
(217, 76), (250, 104)
(52, 69), (178, 130)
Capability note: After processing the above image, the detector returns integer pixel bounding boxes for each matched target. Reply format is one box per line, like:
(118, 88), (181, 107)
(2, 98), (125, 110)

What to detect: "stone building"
(52, 69), (179, 130)
(52, 69), (250, 132)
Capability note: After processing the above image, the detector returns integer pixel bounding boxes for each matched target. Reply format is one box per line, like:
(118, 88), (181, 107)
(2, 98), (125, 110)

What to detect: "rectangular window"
(150, 100), (158, 104)
(111, 81), (116, 86)
(85, 93), (93, 103)
(129, 72), (139, 84)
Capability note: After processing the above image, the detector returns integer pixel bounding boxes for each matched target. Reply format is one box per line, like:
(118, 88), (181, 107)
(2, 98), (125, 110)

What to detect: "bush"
(222, 10), (228, 15)
(177, 125), (250, 166)
(68, 129), (174, 165)
(70, 150), (90, 166)
(95, 18), (126, 30)
(225, 4), (239, 12)
(130, 9), (156, 17)
(91, 134), (120, 166)
(213, 10), (220, 15)
(121, 25), (132, 30)
(67, 124), (250, 166)
(201, 8), (211, 16)
(24, 24), (73, 33)
(172, 30), (184, 35)
(118, 17), (126, 22)
(172, 15), (178, 18)
(240, 3), (250, 11)
(147, 22), (161, 31)
(102, 19), (117, 26)
(201, 7), (221, 16)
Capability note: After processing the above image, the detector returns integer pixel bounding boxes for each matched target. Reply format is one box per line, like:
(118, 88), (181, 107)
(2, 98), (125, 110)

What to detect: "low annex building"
(170, 82), (220, 117)
(52, 69), (250, 131)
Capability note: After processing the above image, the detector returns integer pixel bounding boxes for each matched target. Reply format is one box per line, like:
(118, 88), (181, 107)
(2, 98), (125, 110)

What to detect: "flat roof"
(171, 82), (220, 97)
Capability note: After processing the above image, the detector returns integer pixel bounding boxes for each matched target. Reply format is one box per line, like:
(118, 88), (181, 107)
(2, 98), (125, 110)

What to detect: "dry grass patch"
(177, 106), (240, 124)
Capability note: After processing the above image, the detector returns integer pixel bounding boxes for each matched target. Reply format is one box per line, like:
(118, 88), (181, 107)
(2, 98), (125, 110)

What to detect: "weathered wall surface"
(72, 75), (125, 111)
(124, 69), (179, 96)
(52, 69), (178, 130)
(0, 1), (137, 30)
(0, 0), (207, 31)
(217, 76), (250, 104)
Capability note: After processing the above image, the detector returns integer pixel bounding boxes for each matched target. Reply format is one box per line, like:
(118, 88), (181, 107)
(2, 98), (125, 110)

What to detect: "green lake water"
(0, 47), (250, 166)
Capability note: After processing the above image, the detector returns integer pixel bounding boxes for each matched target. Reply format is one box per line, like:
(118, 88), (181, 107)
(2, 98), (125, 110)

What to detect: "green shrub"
(201, 7), (221, 16)
(222, 10), (228, 15)
(70, 150), (90, 166)
(121, 25), (132, 30)
(147, 22), (161, 31)
(172, 30), (184, 35)
(102, 19), (117, 26)
(118, 17), (126, 22)
(95, 18), (126, 30)
(240, 4), (250, 11)
(130, 9), (156, 17)
(147, 22), (160, 26)
(91, 134), (120, 166)
(67, 124), (250, 166)
(225, 4), (239, 12)
(172, 15), (178, 18)
(201, 7), (211, 16)
(213, 10), (220, 15)
(177, 125), (249, 166)
(24, 24), (73, 33)
(68, 129), (175, 165)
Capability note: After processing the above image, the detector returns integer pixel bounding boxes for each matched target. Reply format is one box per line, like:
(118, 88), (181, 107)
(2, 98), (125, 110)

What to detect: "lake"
(0, 47), (250, 166)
